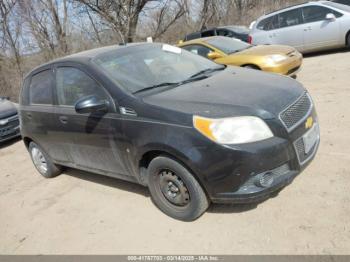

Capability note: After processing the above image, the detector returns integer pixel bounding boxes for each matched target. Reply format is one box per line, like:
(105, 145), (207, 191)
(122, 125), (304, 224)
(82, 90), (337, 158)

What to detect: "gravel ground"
(0, 49), (350, 255)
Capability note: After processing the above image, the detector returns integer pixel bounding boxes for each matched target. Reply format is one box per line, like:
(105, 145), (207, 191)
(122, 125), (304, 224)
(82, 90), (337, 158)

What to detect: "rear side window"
(257, 15), (279, 31)
(29, 70), (53, 105)
(56, 67), (108, 106)
(278, 8), (303, 28)
(217, 29), (233, 37)
(185, 32), (201, 41)
(303, 6), (342, 23)
(201, 30), (216, 37)
(182, 44), (213, 58)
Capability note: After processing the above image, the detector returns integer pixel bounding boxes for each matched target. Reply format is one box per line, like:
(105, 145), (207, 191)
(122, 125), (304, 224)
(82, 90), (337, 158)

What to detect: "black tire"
(29, 142), (62, 178)
(347, 33), (350, 47)
(148, 156), (209, 221)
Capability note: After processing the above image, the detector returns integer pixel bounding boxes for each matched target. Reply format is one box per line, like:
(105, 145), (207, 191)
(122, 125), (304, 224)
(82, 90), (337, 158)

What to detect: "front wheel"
(148, 156), (209, 221)
(347, 33), (350, 47)
(29, 142), (62, 178)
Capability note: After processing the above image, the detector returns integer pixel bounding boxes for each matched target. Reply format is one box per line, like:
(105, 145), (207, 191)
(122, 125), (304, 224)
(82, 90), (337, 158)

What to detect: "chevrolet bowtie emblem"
(305, 117), (313, 130)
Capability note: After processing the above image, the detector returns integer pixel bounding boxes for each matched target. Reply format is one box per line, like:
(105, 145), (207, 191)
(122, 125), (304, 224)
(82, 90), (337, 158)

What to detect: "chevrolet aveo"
(19, 43), (320, 221)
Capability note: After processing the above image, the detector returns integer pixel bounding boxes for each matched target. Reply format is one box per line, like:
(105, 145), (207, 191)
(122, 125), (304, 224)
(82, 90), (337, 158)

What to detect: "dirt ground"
(1, 49), (350, 255)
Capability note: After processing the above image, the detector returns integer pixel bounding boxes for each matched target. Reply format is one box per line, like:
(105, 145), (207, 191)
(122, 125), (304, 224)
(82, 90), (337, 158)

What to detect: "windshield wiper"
(189, 66), (226, 79)
(133, 82), (179, 94)
(133, 75), (209, 95)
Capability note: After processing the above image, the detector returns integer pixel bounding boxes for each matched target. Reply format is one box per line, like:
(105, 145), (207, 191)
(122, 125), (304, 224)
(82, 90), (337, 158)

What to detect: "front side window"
(56, 67), (108, 106)
(182, 44), (213, 58)
(278, 8), (303, 28)
(303, 6), (342, 23)
(257, 15), (279, 31)
(205, 37), (251, 54)
(29, 70), (53, 105)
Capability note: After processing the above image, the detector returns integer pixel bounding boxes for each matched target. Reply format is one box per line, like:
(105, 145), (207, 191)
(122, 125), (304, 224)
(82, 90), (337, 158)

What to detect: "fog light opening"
(256, 172), (274, 188)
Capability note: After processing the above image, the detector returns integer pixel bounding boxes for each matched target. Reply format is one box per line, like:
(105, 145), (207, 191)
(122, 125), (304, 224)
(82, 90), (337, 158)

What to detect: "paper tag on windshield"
(162, 44), (182, 54)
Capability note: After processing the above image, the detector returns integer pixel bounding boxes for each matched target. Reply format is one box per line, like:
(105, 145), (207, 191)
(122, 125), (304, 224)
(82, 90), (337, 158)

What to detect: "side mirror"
(75, 95), (109, 114)
(326, 13), (336, 21)
(207, 51), (223, 60)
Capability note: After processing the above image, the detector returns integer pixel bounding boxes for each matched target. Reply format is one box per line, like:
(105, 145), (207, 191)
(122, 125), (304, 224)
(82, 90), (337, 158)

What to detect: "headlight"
(193, 116), (274, 145)
(266, 54), (287, 64)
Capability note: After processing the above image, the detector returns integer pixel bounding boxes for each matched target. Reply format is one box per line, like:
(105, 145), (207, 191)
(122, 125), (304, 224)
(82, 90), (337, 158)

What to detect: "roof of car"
(217, 25), (249, 31)
(262, 1), (327, 17)
(179, 36), (241, 47)
(178, 37), (216, 46)
(26, 42), (150, 77)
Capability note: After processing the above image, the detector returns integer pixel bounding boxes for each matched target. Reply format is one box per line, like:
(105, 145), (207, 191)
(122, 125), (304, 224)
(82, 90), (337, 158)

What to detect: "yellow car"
(178, 36), (303, 77)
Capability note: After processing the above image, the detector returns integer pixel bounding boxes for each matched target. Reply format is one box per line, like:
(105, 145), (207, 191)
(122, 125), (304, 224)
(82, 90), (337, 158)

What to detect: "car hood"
(236, 45), (296, 56)
(142, 67), (305, 119)
(0, 99), (18, 119)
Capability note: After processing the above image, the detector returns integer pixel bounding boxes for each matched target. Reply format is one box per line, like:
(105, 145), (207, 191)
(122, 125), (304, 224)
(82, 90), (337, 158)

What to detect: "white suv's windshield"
(93, 44), (224, 94)
(205, 37), (252, 54)
(324, 2), (350, 12)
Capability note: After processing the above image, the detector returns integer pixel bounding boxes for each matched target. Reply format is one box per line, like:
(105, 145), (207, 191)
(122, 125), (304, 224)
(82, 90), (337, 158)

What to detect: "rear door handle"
(59, 116), (68, 124)
(26, 113), (32, 119)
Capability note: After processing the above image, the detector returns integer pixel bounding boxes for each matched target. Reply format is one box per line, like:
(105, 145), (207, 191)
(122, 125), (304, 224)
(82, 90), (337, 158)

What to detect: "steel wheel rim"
(31, 147), (48, 174)
(158, 169), (190, 207)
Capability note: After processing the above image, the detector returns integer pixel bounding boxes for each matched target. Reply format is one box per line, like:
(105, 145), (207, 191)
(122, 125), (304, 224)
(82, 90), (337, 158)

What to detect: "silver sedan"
(249, 1), (350, 53)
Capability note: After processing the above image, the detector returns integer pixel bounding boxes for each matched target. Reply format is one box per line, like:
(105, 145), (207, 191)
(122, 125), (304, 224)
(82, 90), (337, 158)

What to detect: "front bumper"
(204, 110), (319, 204)
(262, 53), (303, 77)
(0, 115), (21, 143)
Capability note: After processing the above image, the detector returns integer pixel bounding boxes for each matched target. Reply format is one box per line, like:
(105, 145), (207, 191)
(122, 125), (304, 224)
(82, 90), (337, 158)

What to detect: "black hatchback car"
(20, 43), (320, 221)
(184, 26), (250, 43)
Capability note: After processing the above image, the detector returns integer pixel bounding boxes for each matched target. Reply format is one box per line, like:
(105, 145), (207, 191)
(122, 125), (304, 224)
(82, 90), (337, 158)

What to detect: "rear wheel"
(29, 142), (62, 178)
(347, 32), (350, 47)
(148, 156), (209, 221)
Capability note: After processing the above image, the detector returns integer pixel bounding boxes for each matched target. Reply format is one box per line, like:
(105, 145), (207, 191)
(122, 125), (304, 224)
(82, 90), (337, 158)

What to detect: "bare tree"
(148, 0), (188, 40)
(19, 0), (69, 58)
(0, 0), (22, 76)
(74, 0), (165, 43)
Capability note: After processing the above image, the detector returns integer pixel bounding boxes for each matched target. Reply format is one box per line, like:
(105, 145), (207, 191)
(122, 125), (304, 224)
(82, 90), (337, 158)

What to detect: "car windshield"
(93, 44), (223, 94)
(324, 2), (350, 12)
(205, 37), (252, 54)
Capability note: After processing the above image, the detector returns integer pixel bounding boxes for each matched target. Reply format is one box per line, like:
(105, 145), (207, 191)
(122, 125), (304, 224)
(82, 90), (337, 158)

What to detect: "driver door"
(53, 63), (128, 176)
(302, 6), (342, 52)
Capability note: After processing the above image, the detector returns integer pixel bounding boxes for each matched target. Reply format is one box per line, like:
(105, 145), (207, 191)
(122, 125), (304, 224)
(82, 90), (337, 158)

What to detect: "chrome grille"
(280, 92), (312, 130)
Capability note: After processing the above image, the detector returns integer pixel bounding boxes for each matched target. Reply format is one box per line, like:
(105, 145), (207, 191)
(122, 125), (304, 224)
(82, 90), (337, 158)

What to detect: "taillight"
(248, 35), (253, 44)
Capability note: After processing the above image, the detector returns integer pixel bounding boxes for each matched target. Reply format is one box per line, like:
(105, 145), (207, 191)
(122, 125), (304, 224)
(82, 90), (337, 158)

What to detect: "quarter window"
(29, 70), (53, 105)
(278, 8), (303, 28)
(56, 67), (108, 106)
(303, 6), (342, 23)
(182, 45), (213, 58)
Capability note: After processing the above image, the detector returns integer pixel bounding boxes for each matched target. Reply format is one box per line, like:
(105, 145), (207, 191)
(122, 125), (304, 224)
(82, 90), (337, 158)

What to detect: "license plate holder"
(303, 124), (319, 154)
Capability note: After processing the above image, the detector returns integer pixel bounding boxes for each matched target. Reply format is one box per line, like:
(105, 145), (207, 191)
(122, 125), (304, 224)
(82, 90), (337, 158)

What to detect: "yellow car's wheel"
(243, 65), (260, 70)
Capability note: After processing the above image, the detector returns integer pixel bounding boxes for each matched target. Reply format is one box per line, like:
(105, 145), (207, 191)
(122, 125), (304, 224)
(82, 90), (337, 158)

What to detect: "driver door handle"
(59, 116), (68, 124)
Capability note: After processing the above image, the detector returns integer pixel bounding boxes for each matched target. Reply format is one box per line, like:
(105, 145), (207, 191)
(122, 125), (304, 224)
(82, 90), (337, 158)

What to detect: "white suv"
(249, 1), (350, 53)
